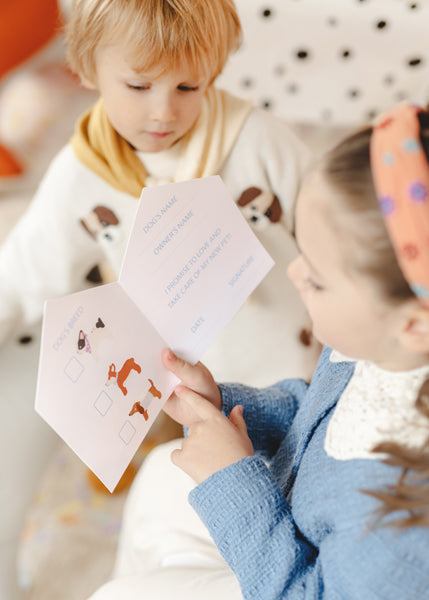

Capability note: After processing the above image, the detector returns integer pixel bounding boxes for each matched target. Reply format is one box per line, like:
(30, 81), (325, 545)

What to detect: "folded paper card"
(35, 176), (274, 491)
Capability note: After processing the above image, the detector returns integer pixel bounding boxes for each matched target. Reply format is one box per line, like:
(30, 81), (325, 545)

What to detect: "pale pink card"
(36, 176), (274, 491)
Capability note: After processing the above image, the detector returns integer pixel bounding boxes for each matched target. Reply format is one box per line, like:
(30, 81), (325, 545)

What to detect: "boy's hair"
(321, 115), (429, 529)
(65, 0), (242, 84)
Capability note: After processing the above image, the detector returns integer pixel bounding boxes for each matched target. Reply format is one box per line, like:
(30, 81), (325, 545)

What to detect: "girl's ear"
(400, 304), (429, 354)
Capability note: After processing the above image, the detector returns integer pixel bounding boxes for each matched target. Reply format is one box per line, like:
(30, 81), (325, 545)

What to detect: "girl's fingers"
(229, 405), (248, 435)
(162, 349), (207, 385)
(162, 348), (195, 374)
(174, 385), (219, 420)
(170, 446), (181, 467)
(162, 348), (222, 409)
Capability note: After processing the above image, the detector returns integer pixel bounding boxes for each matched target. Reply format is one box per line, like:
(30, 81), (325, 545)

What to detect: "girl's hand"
(170, 385), (254, 484)
(161, 348), (221, 427)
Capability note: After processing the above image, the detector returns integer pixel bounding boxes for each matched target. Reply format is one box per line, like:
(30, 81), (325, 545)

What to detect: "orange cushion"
(0, 0), (61, 79)
(0, 143), (22, 176)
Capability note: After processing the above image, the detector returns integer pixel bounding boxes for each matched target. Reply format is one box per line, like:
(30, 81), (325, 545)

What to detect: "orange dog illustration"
(106, 358), (141, 396)
(148, 378), (161, 399)
(128, 378), (162, 420)
(129, 401), (149, 420)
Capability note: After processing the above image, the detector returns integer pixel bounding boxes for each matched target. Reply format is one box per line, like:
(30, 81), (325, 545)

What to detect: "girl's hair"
(65, 0), (242, 83)
(321, 126), (414, 302)
(321, 112), (429, 529)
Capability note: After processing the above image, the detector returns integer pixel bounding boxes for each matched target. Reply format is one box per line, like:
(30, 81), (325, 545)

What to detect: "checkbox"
(64, 357), (84, 383)
(94, 391), (113, 416)
(119, 421), (136, 445)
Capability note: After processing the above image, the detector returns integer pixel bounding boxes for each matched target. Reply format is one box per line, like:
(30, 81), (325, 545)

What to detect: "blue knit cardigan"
(189, 347), (429, 599)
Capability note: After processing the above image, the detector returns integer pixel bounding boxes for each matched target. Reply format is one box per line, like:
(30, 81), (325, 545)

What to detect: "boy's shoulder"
(231, 102), (311, 158)
(40, 143), (123, 199)
(242, 104), (298, 135)
(35, 144), (134, 221)
(27, 144), (96, 211)
(43, 144), (95, 185)
(215, 87), (298, 137)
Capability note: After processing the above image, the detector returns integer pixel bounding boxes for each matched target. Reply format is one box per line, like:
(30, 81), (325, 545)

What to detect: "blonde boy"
(0, 0), (317, 386)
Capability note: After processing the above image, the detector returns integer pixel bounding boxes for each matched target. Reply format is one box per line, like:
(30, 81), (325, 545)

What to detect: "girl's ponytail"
(366, 378), (429, 529)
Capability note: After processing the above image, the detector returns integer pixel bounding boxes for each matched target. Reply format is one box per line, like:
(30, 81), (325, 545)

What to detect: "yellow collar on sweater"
(71, 87), (253, 198)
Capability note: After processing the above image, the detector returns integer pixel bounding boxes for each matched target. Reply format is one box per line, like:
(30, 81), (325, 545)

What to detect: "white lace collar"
(325, 350), (429, 460)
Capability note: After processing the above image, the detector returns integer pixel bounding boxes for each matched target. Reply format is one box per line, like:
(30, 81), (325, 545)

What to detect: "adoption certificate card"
(35, 176), (274, 491)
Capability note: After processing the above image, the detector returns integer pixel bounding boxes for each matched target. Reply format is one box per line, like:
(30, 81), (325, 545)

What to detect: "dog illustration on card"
(106, 357), (142, 396)
(105, 357), (161, 421)
(77, 316), (106, 356)
(129, 379), (162, 421)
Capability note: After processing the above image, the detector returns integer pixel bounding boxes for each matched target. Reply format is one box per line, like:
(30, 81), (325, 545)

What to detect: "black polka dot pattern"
(261, 7), (273, 18)
(375, 20), (388, 30)
(218, 0), (429, 126)
(295, 49), (310, 60)
(408, 57), (423, 67)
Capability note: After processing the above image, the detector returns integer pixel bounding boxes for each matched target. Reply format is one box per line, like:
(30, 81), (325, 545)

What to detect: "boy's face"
(287, 168), (408, 369)
(84, 43), (211, 152)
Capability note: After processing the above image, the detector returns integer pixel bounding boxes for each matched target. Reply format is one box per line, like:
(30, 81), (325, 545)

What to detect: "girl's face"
(84, 43), (211, 153)
(287, 168), (412, 370)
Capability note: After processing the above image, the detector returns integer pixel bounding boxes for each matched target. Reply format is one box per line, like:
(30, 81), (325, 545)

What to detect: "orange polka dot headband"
(370, 102), (429, 305)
